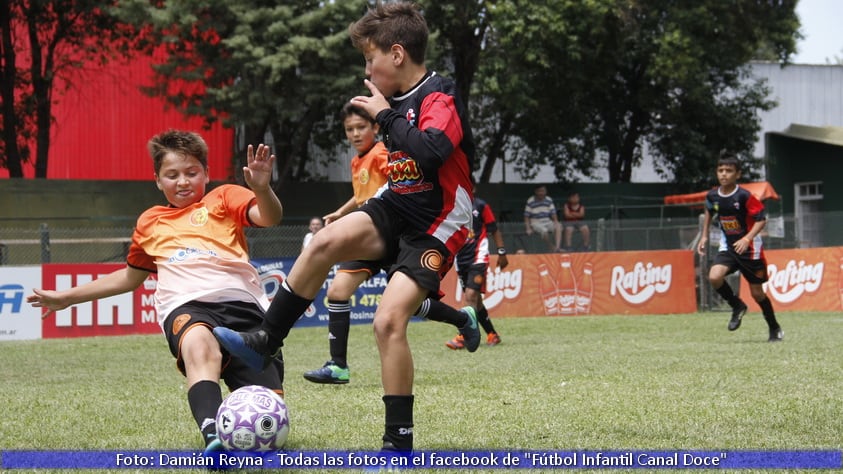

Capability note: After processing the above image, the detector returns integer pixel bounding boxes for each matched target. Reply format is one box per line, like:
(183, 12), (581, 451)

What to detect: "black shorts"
(162, 301), (284, 391)
(358, 198), (455, 298)
(459, 262), (487, 293)
(713, 251), (769, 284)
(337, 259), (387, 277)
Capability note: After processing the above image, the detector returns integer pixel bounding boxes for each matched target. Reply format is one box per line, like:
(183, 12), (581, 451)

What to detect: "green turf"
(1, 311), (841, 473)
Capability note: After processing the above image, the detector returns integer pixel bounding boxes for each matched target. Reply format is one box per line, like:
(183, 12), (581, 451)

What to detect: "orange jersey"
(127, 184), (270, 328)
(351, 141), (389, 206)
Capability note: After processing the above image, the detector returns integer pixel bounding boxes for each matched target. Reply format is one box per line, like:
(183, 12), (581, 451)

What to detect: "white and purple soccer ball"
(215, 385), (290, 451)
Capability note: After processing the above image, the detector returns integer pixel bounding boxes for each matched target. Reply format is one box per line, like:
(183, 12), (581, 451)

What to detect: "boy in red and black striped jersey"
(215, 2), (477, 452)
(697, 152), (783, 342)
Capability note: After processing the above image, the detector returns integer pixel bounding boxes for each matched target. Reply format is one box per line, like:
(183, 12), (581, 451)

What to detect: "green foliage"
(113, 0), (366, 186)
(456, 0), (799, 184)
(2, 312), (841, 474)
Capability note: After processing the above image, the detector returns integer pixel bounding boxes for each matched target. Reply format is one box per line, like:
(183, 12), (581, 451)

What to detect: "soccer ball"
(215, 385), (290, 451)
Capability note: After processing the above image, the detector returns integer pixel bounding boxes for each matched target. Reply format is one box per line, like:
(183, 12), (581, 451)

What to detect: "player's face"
(344, 114), (378, 154)
(716, 164), (740, 187)
(155, 153), (209, 208)
(363, 43), (399, 97)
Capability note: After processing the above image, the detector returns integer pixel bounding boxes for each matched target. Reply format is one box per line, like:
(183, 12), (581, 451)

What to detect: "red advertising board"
(440, 250), (698, 317)
(740, 247), (843, 312)
(40, 264), (160, 338)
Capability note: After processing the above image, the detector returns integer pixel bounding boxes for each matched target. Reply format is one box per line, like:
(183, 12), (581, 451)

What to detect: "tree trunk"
(478, 113), (513, 184)
(0, 0), (24, 177)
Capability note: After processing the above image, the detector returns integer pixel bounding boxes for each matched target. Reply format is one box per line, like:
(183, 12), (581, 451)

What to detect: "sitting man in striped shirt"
(523, 185), (562, 252)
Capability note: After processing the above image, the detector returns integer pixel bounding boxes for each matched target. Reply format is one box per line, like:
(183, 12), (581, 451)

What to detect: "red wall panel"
(2, 55), (234, 181)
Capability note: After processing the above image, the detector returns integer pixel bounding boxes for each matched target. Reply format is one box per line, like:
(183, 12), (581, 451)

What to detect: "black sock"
(714, 283), (742, 307)
(757, 297), (780, 329)
(327, 300), (351, 368)
(477, 305), (495, 334)
(416, 299), (467, 328)
(382, 395), (414, 451)
(187, 380), (223, 446)
(261, 282), (313, 349)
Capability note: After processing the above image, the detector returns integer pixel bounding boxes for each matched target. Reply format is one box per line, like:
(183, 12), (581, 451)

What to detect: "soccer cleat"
(728, 302), (747, 331)
(768, 327), (784, 342)
(486, 332), (501, 346)
(213, 328), (276, 372)
(445, 334), (465, 350)
(303, 361), (350, 384)
(459, 306), (481, 352)
(203, 436), (224, 456)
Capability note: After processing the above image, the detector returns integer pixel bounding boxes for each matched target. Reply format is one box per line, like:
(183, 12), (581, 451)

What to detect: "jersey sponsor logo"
(388, 153), (433, 194)
(764, 259), (824, 303)
(359, 168), (370, 184)
(189, 207), (209, 226)
(719, 216), (742, 234)
(405, 108), (417, 127)
(610, 262), (672, 304)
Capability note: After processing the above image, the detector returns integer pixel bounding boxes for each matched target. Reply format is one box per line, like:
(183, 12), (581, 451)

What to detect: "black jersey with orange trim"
(374, 71), (474, 256)
(705, 185), (767, 260)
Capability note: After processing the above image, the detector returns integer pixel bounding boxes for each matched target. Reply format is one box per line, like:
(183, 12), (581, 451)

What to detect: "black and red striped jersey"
(374, 71), (475, 255)
(705, 185), (767, 259)
(456, 198), (498, 269)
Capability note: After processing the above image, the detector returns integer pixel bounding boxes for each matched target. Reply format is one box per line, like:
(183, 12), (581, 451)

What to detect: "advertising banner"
(0, 266), (43, 341)
(440, 250), (697, 317)
(252, 258), (388, 327)
(740, 246), (843, 312)
(41, 264), (159, 338)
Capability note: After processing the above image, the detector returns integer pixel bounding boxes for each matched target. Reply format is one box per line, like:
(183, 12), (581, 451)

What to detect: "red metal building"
(1, 54), (234, 181)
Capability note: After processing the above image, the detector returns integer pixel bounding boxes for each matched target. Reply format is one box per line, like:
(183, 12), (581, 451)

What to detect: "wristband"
(497, 248), (507, 256)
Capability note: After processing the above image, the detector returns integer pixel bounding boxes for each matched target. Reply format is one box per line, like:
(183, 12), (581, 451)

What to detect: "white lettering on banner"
(610, 262), (672, 304)
(483, 267), (523, 309)
(53, 273), (134, 326)
(764, 260), (824, 303)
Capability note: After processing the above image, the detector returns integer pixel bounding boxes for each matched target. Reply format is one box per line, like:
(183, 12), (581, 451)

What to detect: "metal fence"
(4, 212), (843, 311)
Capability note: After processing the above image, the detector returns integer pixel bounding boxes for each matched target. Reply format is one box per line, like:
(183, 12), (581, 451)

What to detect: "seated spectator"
(562, 191), (590, 251)
(523, 185), (562, 252)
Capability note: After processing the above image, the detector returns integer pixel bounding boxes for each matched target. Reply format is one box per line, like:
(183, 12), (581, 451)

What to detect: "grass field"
(2, 310), (842, 473)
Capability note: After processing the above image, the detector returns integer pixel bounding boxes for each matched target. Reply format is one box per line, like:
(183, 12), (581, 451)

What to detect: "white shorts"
(530, 220), (556, 234)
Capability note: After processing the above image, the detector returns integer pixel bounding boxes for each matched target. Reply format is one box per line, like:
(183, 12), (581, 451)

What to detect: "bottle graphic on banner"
(557, 254), (577, 315)
(576, 262), (594, 315)
(538, 263), (560, 316)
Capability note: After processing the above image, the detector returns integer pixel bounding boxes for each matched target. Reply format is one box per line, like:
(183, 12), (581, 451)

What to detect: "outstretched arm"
(27, 266), (149, 319)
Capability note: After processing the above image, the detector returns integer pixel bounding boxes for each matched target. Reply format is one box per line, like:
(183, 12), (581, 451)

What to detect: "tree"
(0, 0), (138, 178)
(425, 0), (799, 184)
(114, 0), (366, 188)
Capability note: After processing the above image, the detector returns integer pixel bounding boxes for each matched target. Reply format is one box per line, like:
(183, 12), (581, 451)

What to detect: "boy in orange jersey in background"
(27, 130), (285, 454)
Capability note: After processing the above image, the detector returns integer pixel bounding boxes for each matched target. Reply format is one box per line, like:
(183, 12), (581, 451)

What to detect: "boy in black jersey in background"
(215, 1), (477, 452)
(697, 151), (783, 342)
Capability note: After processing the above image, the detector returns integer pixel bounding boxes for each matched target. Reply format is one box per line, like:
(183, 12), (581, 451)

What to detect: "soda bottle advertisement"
(440, 250), (697, 317)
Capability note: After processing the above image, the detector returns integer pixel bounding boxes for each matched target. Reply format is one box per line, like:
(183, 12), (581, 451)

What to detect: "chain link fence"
(4, 212), (843, 312)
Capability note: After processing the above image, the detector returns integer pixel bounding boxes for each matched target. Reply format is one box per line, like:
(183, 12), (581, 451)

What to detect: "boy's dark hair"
(148, 130), (209, 174)
(349, 2), (428, 65)
(341, 102), (375, 124)
(717, 150), (741, 171)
